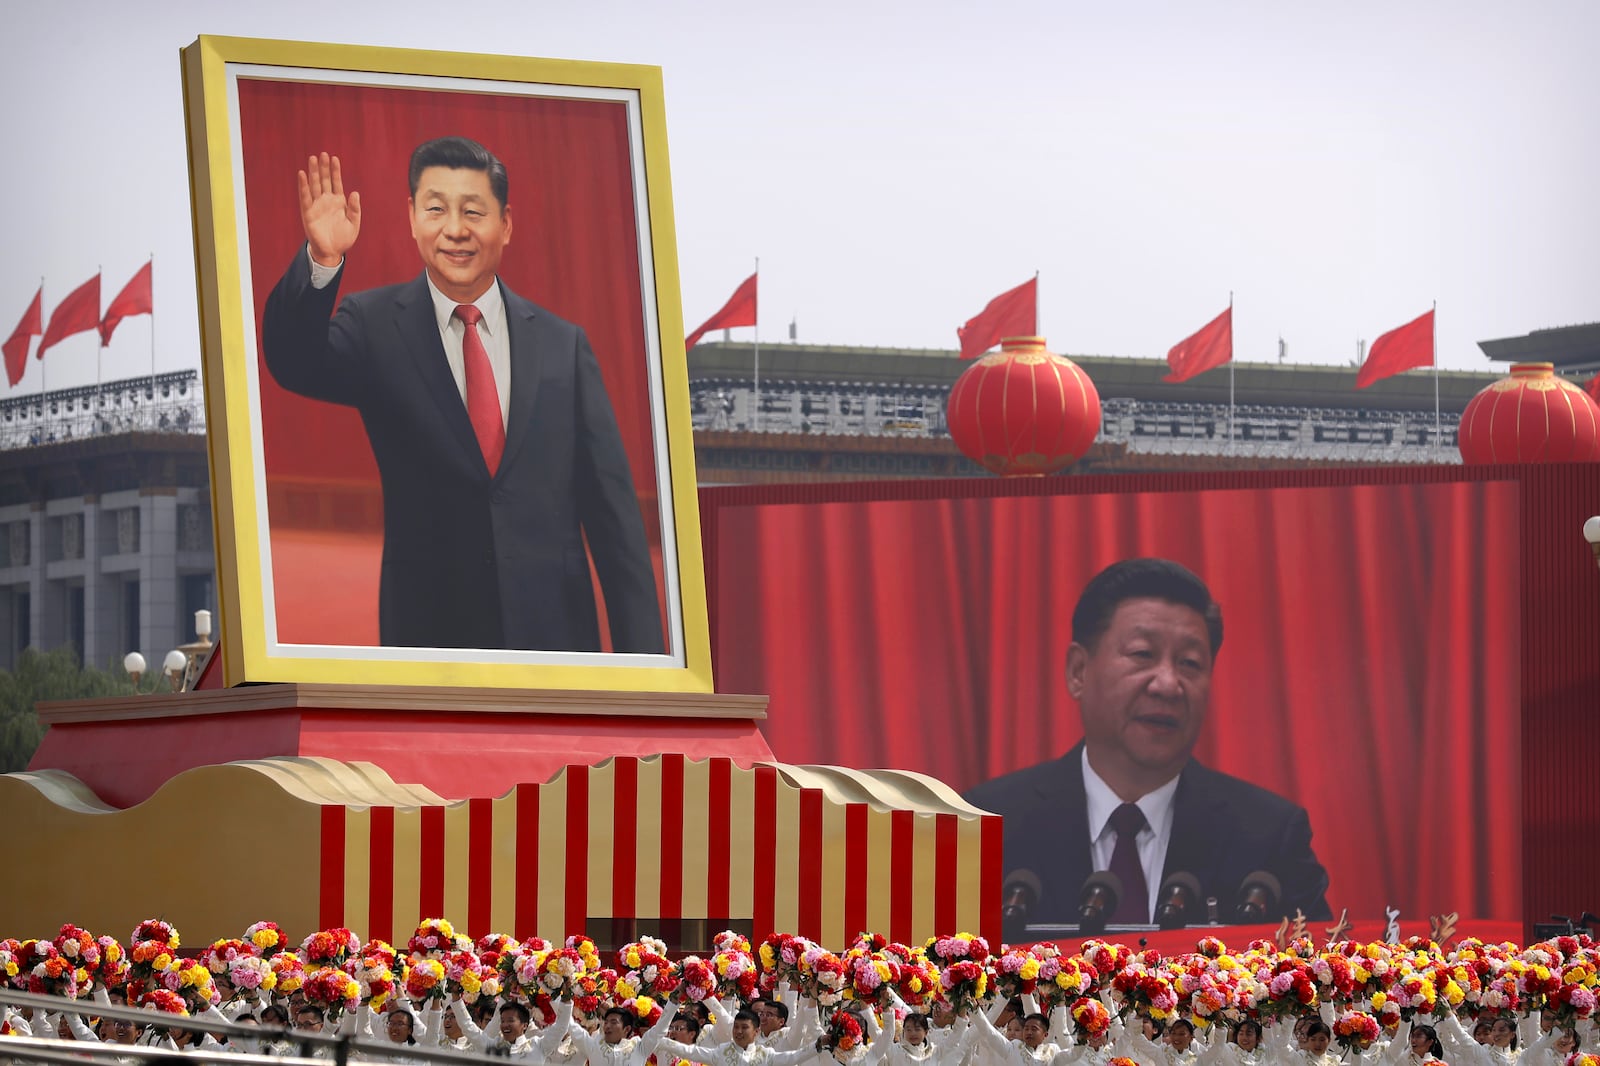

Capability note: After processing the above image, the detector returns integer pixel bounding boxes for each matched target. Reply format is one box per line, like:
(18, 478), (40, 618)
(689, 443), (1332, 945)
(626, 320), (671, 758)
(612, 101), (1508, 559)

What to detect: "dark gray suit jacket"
(262, 249), (663, 653)
(962, 741), (1331, 924)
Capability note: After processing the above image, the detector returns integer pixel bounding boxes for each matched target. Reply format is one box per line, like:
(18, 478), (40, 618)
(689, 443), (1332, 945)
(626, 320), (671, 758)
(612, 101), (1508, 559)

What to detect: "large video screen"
(709, 479), (1520, 926)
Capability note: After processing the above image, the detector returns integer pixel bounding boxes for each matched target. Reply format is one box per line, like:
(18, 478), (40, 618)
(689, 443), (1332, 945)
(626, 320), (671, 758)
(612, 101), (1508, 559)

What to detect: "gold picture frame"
(182, 35), (711, 693)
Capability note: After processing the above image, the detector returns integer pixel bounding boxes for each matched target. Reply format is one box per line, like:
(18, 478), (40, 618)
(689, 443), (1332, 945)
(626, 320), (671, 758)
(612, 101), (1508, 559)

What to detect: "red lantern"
(1457, 362), (1600, 463)
(946, 336), (1102, 476)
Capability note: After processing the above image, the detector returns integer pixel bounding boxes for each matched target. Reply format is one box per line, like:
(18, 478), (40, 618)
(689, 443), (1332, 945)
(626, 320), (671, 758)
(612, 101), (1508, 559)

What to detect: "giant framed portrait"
(182, 35), (711, 692)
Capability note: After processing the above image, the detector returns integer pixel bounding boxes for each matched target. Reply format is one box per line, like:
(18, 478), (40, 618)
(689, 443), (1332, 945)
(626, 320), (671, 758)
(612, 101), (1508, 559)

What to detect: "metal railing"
(0, 988), (487, 1066)
(0, 371), (206, 451)
(689, 380), (1462, 464)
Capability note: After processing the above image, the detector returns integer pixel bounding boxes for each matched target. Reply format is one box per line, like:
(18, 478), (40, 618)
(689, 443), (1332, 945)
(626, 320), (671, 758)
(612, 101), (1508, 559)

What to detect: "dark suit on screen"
(962, 741), (1331, 925)
(261, 249), (664, 653)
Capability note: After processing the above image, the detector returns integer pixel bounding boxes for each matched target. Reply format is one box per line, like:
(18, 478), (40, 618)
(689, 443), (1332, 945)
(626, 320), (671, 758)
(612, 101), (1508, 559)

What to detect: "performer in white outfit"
(1267, 1019), (1340, 1066)
(1128, 1019), (1201, 1066)
(1194, 1020), (1269, 1066)
(556, 998), (679, 1066)
(654, 1006), (828, 1066)
(1437, 1011), (1522, 1066)
(972, 1001), (1075, 1065)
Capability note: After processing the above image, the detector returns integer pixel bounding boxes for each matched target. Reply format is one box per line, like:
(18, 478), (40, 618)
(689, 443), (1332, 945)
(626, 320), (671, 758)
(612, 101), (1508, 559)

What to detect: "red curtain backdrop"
(709, 479), (1521, 923)
(235, 78), (666, 647)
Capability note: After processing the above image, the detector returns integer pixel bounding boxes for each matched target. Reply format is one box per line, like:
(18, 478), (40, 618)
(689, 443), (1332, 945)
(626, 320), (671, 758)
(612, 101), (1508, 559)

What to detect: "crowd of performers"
(1, 922), (1597, 1066)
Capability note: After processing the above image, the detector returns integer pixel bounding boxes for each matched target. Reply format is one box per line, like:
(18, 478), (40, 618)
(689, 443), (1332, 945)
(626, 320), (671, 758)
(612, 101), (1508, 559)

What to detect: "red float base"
(32, 683), (773, 808)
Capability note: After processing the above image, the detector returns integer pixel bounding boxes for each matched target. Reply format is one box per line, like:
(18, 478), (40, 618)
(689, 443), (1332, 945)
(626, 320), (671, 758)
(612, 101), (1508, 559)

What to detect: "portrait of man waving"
(262, 137), (664, 655)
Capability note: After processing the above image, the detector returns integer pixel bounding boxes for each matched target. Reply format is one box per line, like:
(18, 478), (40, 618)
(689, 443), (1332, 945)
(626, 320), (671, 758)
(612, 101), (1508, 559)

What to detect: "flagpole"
(752, 256), (761, 433)
(1431, 299), (1440, 456)
(150, 254), (157, 403)
(38, 276), (46, 404)
(96, 263), (104, 399)
(1228, 291), (1235, 455)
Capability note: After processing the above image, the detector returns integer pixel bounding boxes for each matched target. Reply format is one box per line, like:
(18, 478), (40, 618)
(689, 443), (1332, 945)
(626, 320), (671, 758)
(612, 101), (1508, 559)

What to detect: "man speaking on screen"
(262, 138), (663, 654)
(963, 558), (1330, 927)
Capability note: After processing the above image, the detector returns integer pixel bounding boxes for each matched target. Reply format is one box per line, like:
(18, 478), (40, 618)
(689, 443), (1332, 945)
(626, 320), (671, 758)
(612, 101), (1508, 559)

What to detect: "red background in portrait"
(235, 77), (665, 648)
(705, 477), (1522, 924)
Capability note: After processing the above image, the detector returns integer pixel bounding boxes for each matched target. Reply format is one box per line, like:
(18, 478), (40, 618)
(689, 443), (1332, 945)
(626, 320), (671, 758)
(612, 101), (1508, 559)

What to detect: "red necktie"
(454, 303), (505, 475)
(1107, 802), (1150, 924)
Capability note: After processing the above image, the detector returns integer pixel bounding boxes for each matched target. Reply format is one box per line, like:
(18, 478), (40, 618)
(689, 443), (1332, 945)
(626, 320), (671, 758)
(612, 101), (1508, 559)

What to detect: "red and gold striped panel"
(316, 755), (1000, 946)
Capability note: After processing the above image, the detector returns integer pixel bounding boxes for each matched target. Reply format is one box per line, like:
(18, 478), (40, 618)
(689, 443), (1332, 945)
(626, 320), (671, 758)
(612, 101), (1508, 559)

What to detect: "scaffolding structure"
(0, 370), (205, 451)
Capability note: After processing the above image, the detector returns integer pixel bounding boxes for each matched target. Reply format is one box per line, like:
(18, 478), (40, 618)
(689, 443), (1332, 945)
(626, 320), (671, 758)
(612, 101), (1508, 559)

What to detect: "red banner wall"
(706, 477), (1522, 925)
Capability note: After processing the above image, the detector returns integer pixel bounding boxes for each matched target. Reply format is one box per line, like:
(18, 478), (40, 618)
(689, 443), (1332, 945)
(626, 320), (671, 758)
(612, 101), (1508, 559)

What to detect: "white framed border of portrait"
(183, 35), (714, 693)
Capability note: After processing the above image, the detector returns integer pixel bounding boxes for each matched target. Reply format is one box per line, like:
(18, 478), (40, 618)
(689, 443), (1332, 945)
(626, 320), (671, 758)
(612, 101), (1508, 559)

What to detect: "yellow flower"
(1020, 960), (1040, 981)
(634, 996), (654, 1017)
(1371, 993), (1387, 1010)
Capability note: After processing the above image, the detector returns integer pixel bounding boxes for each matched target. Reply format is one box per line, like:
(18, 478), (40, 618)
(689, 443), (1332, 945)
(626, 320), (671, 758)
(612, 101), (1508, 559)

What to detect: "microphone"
(1154, 871), (1202, 930)
(1001, 869), (1043, 942)
(1077, 870), (1123, 935)
(1235, 870), (1282, 922)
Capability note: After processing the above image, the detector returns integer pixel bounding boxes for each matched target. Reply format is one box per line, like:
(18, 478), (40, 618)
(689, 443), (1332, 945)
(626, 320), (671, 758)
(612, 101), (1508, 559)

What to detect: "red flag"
(37, 273), (101, 359)
(100, 260), (152, 345)
(685, 272), (757, 351)
(1587, 373), (1600, 403)
(2, 286), (42, 387)
(957, 277), (1037, 359)
(1163, 305), (1233, 383)
(1356, 309), (1434, 389)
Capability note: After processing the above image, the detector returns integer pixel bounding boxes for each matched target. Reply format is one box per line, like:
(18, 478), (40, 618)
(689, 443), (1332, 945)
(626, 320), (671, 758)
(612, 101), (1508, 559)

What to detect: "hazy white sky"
(4, 0), (1597, 392)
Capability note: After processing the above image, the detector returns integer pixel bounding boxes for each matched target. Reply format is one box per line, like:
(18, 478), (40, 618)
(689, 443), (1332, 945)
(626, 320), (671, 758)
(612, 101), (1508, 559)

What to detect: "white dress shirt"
(306, 250), (512, 427)
(1082, 748), (1181, 921)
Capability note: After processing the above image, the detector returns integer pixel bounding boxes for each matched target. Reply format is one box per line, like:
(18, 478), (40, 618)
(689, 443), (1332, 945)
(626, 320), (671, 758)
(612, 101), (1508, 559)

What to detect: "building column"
(81, 499), (112, 670)
(139, 492), (180, 661)
(28, 504), (44, 653)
